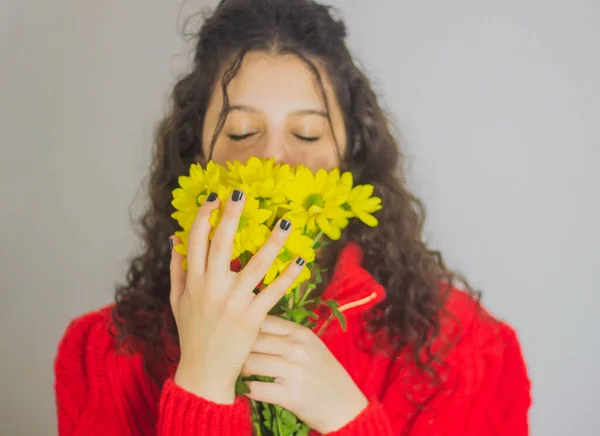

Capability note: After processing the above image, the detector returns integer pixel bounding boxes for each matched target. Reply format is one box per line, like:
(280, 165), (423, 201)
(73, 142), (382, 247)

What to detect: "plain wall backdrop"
(1, 0), (598, 434)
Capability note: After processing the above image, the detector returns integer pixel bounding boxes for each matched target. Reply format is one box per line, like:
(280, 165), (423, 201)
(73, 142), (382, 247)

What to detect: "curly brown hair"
(113, 0), (478, 389)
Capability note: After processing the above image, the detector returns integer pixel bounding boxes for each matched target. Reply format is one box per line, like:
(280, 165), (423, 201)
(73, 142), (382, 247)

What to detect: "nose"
(256, 130), (304, 167)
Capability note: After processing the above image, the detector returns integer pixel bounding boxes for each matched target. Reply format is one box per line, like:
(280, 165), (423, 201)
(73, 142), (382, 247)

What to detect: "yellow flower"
(284, 166), (352, 240)
(263, 230), (315, 285)
(209, 192), (272, 259)
(171, 162), (226, 231)
(227, 157), (293, 226)
(287, 259), (311, 292)
(173, 230), (189, 270)
(170, 158), (383, 280)
(263, 258), (311, 294)
(346, 184), (382, 227)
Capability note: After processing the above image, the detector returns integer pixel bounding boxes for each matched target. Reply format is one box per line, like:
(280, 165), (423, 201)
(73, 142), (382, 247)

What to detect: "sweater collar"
(231, 241), (386, 316)
(319, 241), (386, 317)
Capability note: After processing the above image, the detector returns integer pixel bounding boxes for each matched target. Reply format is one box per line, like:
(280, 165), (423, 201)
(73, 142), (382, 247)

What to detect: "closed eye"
(293, 133), (320, 142)
(227, 132), (257, 141)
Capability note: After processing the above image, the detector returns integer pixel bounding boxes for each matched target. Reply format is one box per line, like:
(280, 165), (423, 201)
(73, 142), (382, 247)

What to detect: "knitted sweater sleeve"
(323, 322), (531, 436)
(53, 309), (252, 436)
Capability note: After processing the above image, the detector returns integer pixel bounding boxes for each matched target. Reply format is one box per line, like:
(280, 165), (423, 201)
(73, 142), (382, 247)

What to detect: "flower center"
(238, 213), (249, 231)
(279, 247), (293, 263)
(305, 193), (324, 210)
(258, 197), (270, 209)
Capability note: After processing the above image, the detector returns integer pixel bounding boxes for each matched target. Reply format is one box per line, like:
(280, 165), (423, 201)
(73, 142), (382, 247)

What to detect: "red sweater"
(54, 242), (531, 435)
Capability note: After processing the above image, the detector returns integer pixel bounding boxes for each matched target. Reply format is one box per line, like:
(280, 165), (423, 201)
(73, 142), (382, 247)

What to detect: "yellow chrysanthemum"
(171, 162), (226, 231)
(209, 193), (272, 260)
(263, 230), (316, 286)
(227, 157), (294, 226)
(173, 230), (189, 270)
(346, 184), (382, 227)
(170, 158), (383, 283)
(287, 259), (311, 293)
(284, 166), (352, 240)
(263, 257), (311, 294)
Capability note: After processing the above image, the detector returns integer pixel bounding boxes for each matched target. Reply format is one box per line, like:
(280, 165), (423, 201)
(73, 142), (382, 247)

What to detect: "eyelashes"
(226, 132), (321, 143)
(227, 132), (256, 141)
(293, 134), (319, 142)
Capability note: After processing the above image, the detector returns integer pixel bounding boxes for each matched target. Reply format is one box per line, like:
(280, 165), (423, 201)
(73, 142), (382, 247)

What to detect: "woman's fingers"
(186, 192), (221, 276)
(241, 353), (292, 378)
(169, 235), (186, 310)
(244, 380), (286, 404)
(259, 315), (301, 336)
(252, 257), (306, 315)
(206, 189), (245, 275)
(251, 332), (289, 356)
(235, 218), (292, 296)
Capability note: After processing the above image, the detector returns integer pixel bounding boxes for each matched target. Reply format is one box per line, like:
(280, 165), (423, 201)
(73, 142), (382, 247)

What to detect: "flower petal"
(354, 209), (379, 227)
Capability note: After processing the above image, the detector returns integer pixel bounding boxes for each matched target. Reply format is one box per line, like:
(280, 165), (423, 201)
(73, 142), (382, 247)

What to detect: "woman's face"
(201, 51), (347, 172)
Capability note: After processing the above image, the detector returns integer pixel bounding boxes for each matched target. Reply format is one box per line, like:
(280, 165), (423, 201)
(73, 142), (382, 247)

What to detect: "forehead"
(219, 51), (329, 111)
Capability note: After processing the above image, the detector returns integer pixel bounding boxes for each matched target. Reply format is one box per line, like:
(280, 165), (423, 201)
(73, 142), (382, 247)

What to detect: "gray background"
(1, 0), (598, 435)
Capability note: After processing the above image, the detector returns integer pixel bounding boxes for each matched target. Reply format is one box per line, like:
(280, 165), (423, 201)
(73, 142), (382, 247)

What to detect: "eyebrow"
(228, 105), (328, 118)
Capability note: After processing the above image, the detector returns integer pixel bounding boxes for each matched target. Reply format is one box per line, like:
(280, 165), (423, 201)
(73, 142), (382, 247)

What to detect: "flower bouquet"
(171, 157), (382, 435)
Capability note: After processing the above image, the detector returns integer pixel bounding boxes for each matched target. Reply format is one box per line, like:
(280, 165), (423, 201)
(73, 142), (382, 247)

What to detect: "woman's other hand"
(243, 316), (368, 433)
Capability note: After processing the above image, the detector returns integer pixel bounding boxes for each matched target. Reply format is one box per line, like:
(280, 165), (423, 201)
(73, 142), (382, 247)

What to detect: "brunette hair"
(113, 0), (479, 389)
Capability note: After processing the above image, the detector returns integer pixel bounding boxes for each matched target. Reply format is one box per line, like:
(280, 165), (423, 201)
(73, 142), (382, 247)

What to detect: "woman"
(54, 0), (531, 435)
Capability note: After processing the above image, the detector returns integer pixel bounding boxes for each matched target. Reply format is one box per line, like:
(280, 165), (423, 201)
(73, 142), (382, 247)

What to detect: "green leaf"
(333, 307), (347, 331)
(324, 299), (347, 331)
(256, 375), (274, 383)
(272, 405), (285, 435)
(261, 403), (275, 431)
(297, 424), (311, 436)
(253, 421), (262, 436)
(262, 406), (272, 422)
(290, 307), (311, 324)
(235, 375), (251, 395)
(281, 409), (298, 428)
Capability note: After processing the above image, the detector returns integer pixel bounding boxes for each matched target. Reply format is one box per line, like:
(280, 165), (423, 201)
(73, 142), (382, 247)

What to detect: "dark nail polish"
(207, 192), (218, 202)
(169, 237), (173, 250)
(296, 257), (306, 267)
(279, 219), (291, 231)
(232, 189), (243, 202)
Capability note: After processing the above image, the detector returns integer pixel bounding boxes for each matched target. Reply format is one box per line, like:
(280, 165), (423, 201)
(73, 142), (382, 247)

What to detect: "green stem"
(251, 401), (262, 436)
(298, 285), (314, 308)
(293, 283), (302, 306)
(298, 263), (323, 308)
(311, 230), (325, 248)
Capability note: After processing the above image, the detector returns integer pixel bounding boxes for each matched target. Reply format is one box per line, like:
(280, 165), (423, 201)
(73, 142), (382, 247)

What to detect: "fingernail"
(279, 219), (291, 231)
(169, 236), (173, 250)
(232, 189), (243, 202)
(296, 257), (306, 266)
(207, 192), (218, 202)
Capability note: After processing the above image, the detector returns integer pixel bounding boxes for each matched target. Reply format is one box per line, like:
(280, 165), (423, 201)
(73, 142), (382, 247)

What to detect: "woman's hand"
(170, 190), (304, 405)
(243, 316), (369, 434)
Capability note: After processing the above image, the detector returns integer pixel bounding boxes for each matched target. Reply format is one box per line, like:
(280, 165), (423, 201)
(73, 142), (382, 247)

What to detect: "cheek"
(302, 144), (341, 172)
(210, 145), (249, 166)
